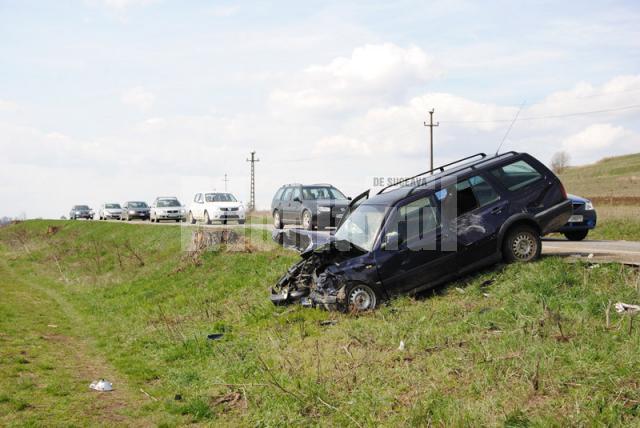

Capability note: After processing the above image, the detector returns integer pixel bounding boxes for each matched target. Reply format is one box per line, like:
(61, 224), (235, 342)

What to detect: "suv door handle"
(490, 206), (504, 215)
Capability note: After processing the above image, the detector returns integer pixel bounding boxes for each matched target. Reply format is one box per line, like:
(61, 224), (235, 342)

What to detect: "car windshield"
(129, 202), (147, 208)
(105, 204), (121, 209)
(205, 193), (237, 202)
(75, 205), (89, 210)
(157, 199), (181, 207)
(334, 204), (387, 252)
(302, 186), (347, 200)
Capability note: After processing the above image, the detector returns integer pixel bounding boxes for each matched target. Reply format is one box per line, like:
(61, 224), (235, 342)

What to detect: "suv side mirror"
(293, 196), (302, 203)
(382, 231), (399, 250)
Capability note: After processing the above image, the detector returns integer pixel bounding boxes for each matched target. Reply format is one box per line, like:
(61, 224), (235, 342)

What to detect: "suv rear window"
(490, 160), (542, 191)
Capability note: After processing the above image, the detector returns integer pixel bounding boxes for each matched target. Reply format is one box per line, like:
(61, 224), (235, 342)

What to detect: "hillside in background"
(560, 153), (640, 203)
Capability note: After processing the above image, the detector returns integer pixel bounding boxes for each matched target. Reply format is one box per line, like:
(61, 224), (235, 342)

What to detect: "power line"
(439, 103), (640, 124)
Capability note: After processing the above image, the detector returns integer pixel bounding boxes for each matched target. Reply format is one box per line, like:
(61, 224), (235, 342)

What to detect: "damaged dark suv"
(271, 152), (572, 311)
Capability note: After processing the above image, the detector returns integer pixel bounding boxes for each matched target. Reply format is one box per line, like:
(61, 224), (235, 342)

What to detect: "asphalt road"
(541, 238), (640, 266)
(94, 218), (640, 265)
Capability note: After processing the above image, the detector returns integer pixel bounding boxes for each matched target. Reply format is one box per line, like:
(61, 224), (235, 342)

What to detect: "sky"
(1, 0), (639, 218)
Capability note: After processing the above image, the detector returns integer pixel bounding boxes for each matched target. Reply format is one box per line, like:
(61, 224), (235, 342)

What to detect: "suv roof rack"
(377, 151), (518, 195)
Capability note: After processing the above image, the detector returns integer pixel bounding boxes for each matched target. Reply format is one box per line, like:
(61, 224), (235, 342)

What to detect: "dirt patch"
(588, 196), (640, 206)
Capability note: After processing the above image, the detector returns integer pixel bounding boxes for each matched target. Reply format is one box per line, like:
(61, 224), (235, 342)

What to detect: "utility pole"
(223, 173), (229, 192)
(424, 109), (439, 171)
(246, 151), (259, 212)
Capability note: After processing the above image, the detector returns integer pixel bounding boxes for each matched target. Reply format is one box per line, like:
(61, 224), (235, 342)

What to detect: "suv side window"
(274, 188), (284, 200)
(397, 195), (439, 244)
(292, 187), (302, 201)
(490, 159), (542, 191)
(281, 187), (293, 201)
(439, 175), (499, 218)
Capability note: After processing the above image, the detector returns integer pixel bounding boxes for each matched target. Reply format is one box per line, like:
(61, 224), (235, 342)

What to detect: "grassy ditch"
(1, 220), (640, 426)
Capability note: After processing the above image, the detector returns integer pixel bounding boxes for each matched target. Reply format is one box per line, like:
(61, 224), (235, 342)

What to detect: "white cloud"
(99, 0), (157, 11)
(121, 87), (155, 111)
(561, 124), (636, 164)
(270, 43), (440, 114)
(0, 99), (18, 112)
(313, 135), (370, 156)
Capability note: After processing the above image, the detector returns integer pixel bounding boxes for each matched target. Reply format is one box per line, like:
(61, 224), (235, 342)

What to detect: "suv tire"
(204, 211), (211, 225)
(273, 211), (283, 229)
(301, 210), (313, 230)
(188, 211), (196, 224)
(564, 230), (588, 241)
(503, 224), (541, 263)
(343, 283), (378, 312)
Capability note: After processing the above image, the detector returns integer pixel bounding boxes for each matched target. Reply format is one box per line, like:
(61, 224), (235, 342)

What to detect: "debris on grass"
(207, 333), (224, 340)
(615, 302), (640, 314)
(398, 340), (405, 351)
(319, 319), (338, 326)
(89, 379), (113, 392)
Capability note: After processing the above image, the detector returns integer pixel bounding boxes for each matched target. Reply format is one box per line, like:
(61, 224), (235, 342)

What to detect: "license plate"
(568, 215), (583, 223)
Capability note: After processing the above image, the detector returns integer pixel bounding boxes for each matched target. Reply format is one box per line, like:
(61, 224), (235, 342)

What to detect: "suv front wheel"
(503, 225), (541, 263)
(273, 211), (283, 229)
(301, 210), (313, 230)
(343, 283), (378, 312)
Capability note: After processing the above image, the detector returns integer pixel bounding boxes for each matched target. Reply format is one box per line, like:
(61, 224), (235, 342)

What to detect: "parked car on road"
(271, 151), (572, 311)
(121, 201), (150, 221)
(69, 205), (94, 220)
(271, 183), (349, 230)
(98, 203), (123, 220)
(187, 192), (246, 225)
(554, 194), (597, 241)
(150, 197), (186, 223)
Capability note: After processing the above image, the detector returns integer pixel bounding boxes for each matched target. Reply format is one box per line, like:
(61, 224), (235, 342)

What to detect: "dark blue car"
(555, 194), (597, 241)
(271, 151), (572, 311)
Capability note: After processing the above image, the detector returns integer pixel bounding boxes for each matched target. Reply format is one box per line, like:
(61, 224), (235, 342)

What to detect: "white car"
(150, 197), (186, 223)
(98, 203), (123, 220)
(187, 192), (246, 225)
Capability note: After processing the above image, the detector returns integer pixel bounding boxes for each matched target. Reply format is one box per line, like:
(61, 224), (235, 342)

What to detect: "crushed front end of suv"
(271, 152), (572, 311)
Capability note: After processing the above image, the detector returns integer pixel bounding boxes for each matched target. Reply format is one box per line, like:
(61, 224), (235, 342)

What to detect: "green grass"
(590, 205), (640, 241)
(560, 152), (640, 199)
(1, 220), (640, 426)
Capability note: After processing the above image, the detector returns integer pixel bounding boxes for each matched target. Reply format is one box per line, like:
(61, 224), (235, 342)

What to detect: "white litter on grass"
(587, 253), (594, 259)
(89, 379), (113, 392)
(614, 303), (640, 315)
(398, 340), (405, 351)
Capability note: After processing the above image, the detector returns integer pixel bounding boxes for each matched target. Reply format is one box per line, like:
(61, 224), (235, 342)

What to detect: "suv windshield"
(302, 186), (346, 200)
(205, 193), (237, 202)
(157, 199), (181, 207)
(105, 204), (120, 209)
(129, 202), (148, 208)
(334, 204), (387, 251)
(74, 205), (89, 210)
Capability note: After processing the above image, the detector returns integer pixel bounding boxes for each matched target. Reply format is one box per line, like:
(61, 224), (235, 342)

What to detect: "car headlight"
(129, 210), (135, 214)
(318, 206), (331, 213)
(585, 201), (594, 211)
(180, 209), (186, 214)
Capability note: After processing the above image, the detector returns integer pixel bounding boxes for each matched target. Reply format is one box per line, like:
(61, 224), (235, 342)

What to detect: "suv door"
(278, 187), (293, 223)
(375, 193), (455, 295)
(439, 174), (509, 269)
(192, 193), (204, 219)
(286, 186), (303, 223)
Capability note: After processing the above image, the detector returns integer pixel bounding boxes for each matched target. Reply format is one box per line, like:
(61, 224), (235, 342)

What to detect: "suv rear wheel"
(503, 225), (541, 263)
(564, 230), (588, 241)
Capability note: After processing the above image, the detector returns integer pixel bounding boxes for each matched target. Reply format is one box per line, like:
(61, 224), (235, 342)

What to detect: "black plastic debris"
(319, 320), (338, 326)
(207, 333), (224, 340)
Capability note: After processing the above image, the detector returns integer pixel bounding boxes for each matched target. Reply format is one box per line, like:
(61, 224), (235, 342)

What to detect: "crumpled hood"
(272, 228), (333, 254)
